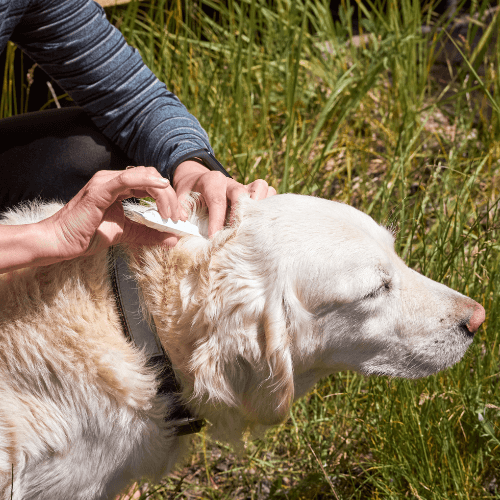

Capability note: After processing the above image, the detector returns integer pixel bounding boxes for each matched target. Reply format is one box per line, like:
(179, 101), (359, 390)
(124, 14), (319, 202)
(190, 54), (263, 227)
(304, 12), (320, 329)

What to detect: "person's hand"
(173, 161), (276, 238)
(41, 167), (181, 263)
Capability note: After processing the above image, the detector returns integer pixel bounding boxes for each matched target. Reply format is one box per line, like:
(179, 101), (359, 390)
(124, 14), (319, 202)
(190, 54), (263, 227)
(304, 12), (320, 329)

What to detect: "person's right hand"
(173, 161), (276, 238)
(40, 167), (181, 263)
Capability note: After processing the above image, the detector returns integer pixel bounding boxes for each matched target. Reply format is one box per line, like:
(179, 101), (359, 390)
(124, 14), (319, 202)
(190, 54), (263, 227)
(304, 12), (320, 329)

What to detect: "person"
(0, 0), (275, 275)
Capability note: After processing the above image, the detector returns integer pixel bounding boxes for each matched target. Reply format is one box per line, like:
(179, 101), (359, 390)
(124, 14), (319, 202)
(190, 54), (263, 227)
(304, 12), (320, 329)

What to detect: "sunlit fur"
(0, 195), (479, 499)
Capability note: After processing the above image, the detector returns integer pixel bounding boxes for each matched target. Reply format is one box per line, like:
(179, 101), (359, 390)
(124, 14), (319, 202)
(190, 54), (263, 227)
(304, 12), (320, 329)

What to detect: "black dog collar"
(108, 246), (205, 436)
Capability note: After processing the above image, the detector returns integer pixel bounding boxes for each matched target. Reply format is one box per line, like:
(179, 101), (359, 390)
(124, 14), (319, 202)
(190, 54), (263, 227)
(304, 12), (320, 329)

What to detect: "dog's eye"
(364, 280), (391, 299)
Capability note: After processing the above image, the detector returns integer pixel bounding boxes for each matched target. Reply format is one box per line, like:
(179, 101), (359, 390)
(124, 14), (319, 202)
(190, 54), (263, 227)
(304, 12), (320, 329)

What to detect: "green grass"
(110, 1), (500, 496)
(2, 0), (500, 497)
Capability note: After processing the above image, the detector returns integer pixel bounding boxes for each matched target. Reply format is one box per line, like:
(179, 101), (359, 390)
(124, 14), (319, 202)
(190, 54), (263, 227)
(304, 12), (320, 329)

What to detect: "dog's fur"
(0, 194), (482, 499)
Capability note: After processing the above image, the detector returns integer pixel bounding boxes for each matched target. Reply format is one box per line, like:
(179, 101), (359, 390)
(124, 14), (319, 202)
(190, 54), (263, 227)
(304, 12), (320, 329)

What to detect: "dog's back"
(0, 203), (183, 499)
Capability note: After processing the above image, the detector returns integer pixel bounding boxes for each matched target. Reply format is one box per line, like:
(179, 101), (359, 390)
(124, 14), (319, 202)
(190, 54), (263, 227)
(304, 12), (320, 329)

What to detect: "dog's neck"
(123, 235), (220, 389)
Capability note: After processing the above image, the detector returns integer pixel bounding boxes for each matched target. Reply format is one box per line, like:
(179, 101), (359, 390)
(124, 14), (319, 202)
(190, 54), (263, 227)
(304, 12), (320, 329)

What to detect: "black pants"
(0, 108), (135, 211)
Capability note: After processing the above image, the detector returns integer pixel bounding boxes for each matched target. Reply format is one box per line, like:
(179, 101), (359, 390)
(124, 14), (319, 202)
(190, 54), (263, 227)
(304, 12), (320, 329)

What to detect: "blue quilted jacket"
(0, 0), (216, 180)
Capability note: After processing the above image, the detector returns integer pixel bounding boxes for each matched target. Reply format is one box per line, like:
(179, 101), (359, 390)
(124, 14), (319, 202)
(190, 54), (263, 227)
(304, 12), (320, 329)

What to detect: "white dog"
(0, 194), (484, 500)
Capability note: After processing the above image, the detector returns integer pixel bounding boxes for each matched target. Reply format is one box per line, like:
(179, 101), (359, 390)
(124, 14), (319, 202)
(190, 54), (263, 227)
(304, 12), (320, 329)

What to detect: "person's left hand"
(173, 161), (276, 238)
(43, 167), (181, 263)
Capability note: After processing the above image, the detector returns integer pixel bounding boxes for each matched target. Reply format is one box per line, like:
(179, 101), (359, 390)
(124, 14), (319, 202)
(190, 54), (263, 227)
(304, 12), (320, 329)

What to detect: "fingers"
(173, 161), (209, 221)
(145, 185), (180, 222)
(225, 178), (276, 227)
(267, 185), (277, 198)
(246, 179), (277, 200)
(202, 173), (231, 238)
(102, 167), (171, 204)
(187, 174), (277, 238)
(172, 160), (277, 238)
(125, 167), (180, 221)
(246, 179), (271, 200)
(83, 168), (179, 221)
(223, 179), (247, 228)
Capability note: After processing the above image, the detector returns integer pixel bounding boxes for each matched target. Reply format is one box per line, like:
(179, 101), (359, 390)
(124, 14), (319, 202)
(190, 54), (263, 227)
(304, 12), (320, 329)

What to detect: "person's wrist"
(28, 220), (63, 266)
(0, 221), (60, 274)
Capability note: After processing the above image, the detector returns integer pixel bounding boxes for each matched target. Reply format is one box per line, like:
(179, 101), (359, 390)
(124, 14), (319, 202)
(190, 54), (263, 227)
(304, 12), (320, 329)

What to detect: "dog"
(0, 194), (485, 499)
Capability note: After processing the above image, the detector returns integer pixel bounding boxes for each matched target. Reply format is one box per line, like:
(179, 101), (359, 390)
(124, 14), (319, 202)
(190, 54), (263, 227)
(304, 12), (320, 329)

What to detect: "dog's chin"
(358, 332), (474, 380)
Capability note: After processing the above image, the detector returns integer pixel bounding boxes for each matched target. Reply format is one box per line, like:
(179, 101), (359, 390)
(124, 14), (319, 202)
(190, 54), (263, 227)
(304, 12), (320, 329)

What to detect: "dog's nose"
(466, 302), (485, 334)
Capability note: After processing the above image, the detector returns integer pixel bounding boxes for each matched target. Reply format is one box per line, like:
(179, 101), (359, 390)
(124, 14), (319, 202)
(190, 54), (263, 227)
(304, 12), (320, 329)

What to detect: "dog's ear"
(187, 287), (296, 428)
(248, 293), (295, 425)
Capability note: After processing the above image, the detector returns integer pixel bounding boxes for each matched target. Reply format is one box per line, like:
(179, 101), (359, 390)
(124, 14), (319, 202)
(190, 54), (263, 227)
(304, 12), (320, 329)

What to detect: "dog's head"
(136, 194), (484, 441)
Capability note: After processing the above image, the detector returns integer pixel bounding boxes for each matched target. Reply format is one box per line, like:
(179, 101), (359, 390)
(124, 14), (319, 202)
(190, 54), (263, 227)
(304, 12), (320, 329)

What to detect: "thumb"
(175, 191), (192, 221)
(123, 221), (180, 248)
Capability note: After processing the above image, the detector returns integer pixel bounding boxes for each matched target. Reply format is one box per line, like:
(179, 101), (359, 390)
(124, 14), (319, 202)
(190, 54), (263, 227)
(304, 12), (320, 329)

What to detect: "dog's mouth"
(458, 320), (475, 339)
(357, 327), (474, 380)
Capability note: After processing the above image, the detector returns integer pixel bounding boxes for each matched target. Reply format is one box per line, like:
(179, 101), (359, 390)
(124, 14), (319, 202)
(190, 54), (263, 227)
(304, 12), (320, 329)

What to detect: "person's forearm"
(12, 0), (213, 181)
(0, 223), (59, 274)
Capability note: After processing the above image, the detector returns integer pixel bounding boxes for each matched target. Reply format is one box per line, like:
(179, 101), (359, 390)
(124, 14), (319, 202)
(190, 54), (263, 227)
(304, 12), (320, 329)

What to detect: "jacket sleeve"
(11, 0), (214, 180)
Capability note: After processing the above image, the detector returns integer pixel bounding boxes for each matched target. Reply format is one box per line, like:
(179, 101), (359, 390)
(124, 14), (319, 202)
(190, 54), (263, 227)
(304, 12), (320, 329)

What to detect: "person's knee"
(0, 108), (134, 207)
